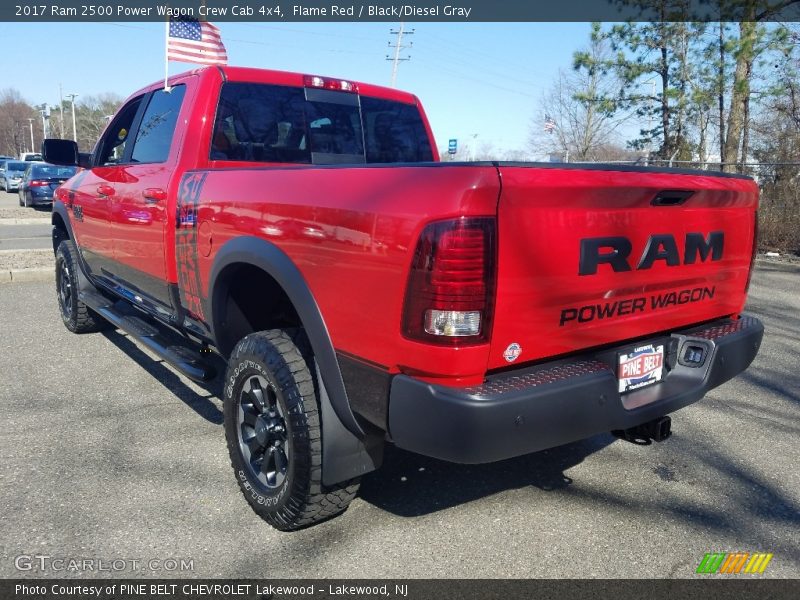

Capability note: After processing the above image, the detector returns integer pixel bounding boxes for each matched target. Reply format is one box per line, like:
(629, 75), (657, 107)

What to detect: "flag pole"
(164, 18), (170, 92)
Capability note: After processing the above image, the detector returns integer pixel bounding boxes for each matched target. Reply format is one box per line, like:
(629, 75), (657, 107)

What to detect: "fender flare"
(52, 201), (94, 291)
(52, 201), (74, 246)
(206, 236), (379, 485)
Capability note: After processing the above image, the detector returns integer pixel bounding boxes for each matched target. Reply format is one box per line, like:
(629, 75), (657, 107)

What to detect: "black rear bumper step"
(388, 315), (763, 464)
(80, 289), (216, 383)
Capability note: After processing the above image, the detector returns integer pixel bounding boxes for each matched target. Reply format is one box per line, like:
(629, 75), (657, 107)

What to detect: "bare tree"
(529, 27), (629, 162)
(74, 93), (124, 152)
(0, 89), (39, 156)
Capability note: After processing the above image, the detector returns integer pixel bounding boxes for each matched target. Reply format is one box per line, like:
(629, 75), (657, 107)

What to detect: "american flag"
(544, 115), (556, 133)
(167, 18), (228, 66)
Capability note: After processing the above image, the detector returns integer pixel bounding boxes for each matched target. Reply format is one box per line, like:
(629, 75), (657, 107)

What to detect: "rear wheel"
(55, 240), (108, 333)
(223, 330), (359, 530)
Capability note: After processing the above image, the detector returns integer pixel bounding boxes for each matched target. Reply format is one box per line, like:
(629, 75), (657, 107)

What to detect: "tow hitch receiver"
(613, 416), (672, 444)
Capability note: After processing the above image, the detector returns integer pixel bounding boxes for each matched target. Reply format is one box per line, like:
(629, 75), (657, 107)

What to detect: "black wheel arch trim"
(207, 235), (362, 437)
(52, 201), (94, 291)
(207, 236), (380, 485)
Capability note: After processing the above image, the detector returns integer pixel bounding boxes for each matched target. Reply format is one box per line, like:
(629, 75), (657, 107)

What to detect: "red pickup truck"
(43, 66), (763, 531)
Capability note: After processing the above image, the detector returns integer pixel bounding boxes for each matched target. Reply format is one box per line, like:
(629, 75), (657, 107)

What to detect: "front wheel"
(223, 330), (359, 530)
(55, 240), (108, 333)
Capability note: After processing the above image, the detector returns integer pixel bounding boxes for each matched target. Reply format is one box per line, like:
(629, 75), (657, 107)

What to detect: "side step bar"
(80, 289), (216, 383)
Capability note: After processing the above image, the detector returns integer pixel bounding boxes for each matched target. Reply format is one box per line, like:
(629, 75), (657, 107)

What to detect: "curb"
(0, 268), (53, 284)
(0, 217), (51, 226)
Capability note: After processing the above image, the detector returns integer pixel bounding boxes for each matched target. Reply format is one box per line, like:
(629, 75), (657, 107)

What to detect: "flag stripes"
(167, 17), (228, 66)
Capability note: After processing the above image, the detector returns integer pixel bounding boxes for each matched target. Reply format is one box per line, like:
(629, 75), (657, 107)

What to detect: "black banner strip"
(4, 0), (800, 23)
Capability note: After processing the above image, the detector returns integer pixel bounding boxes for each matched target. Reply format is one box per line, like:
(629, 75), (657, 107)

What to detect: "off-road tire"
(224, 330), (360, 531)
(55, 239), (108, 333)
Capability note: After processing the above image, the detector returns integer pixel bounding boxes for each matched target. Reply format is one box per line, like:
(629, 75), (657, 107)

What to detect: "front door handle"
(96, 184), (115, 197)
(143, 188), (167, 203)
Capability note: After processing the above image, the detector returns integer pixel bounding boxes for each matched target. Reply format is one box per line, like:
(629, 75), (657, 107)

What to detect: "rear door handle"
(143, 188), (167, 203)
(96, 184), (115, 197)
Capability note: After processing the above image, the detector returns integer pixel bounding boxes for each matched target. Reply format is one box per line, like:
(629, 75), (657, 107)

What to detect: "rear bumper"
(388, 315), (763, 463)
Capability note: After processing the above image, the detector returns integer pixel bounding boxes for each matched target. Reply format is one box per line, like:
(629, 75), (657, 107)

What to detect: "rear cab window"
(212, 82), (433, 165)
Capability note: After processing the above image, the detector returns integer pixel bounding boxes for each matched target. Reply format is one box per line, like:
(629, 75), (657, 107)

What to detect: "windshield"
(7, 162), (26, 172)
(31, 165), (78, 179)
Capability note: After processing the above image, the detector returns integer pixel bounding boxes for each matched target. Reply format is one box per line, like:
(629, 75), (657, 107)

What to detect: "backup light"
(424, 310), (481, 337)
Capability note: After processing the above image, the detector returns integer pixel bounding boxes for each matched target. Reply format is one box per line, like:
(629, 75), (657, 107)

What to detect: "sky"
(0, 21), (593, 156)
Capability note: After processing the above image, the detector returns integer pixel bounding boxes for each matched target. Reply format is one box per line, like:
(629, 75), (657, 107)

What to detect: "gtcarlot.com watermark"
(14, 554), (194, 573)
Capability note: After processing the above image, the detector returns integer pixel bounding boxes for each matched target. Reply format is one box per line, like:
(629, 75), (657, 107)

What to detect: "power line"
(387, 24), (414, 87)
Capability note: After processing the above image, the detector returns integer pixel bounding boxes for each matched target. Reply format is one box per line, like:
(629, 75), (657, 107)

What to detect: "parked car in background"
(20, 152), (43, 161)
(18, 162), (78, 207)
(1, 161), (28, 192)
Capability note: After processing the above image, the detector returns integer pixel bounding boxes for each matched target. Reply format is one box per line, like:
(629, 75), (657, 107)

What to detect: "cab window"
(130, 85), (186, 164)
(96, 96), (143, 166)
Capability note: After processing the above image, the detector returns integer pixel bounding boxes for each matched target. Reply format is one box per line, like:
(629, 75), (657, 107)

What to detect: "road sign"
(448, 139), (457, 155)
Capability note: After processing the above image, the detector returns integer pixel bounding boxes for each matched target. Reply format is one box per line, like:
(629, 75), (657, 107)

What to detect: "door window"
(95, 97), (143, 166)
(130, 85), (186, 164)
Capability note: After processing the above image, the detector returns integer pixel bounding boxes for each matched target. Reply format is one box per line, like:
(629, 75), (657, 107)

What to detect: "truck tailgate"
(488, 165), (758, 370)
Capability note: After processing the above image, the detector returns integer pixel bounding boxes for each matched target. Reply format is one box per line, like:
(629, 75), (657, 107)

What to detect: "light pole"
(66, 94), (79, 142)
(39, 104), (49, 142)
(59, 83), (65, 138)
(641, 78), (657, 165)
(27, 118), (34, 153)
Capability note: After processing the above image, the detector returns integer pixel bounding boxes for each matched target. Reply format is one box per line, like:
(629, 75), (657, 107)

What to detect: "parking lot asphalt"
(0, 263), (798, 579)
(0, 222), (52, 251)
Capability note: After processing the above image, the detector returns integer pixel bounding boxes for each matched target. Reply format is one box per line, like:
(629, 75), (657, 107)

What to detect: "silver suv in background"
(1, 161), (28, 192)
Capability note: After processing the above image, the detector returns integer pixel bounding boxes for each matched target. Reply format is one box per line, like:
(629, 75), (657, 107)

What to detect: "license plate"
(618, 344), (665, 393)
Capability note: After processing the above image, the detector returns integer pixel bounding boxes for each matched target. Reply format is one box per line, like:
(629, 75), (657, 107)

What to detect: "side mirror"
(42, 139), (78, 166)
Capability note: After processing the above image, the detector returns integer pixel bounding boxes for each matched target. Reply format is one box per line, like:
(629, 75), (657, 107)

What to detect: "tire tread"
(224, 329), (359, 530)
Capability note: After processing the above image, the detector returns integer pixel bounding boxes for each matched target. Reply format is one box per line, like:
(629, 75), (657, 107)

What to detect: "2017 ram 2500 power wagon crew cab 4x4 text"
(43, 66), (763, 531)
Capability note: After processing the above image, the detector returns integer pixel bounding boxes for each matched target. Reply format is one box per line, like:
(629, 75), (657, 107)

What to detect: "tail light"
(304, 75), (358, 93)
(402, 217), (496, 345)
(30, 180), (49, 187)
(744, 210), (759, 295)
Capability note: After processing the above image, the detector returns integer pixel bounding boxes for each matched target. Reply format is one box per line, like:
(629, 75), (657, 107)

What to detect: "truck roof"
(133, 65), (421, 106)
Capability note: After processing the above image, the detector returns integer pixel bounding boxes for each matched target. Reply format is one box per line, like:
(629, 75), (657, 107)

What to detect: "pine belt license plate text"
(618, 344), (665, 394)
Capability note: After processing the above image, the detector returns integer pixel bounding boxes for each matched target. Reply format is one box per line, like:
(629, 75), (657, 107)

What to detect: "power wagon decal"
(176, 172), (207, 320)
(561, 231), (723, 326)
(559, 287), (716, 326)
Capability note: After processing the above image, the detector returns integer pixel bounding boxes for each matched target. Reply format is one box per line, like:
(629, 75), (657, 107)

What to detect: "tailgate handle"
(651, 190), (694, 206)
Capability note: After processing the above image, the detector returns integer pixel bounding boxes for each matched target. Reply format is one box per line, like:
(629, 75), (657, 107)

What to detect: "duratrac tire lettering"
(55, 240), (109, 334)
(222, 329), (359, 530)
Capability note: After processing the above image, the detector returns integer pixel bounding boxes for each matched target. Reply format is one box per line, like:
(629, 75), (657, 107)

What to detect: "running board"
(79, 289), (216, 383)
